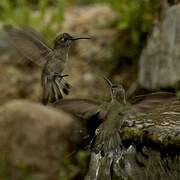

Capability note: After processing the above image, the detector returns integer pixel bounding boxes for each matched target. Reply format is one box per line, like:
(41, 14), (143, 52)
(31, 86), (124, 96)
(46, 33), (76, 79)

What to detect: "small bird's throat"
(111, 91), (126, 105)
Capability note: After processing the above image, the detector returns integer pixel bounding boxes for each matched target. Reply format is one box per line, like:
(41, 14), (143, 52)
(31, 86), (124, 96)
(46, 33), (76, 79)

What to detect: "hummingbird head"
(54, 33), (91, 49)
(104, 77), (126, 104)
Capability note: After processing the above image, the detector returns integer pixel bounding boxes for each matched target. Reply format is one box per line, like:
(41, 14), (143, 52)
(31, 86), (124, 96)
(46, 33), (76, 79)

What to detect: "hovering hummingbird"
(4, 25), (91, 105)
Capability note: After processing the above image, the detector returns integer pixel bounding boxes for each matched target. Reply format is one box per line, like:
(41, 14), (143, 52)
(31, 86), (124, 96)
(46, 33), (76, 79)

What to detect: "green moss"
(174, 135), (180, 149)
(57, 145), (88, 180)
(0, 152), (33, 180)
(146, 133), (162, 144)
(76, 150), (87, 167)
(15, 162), (33, 180)
(121, 127), (142, 141)
(0, 152), (11, 179)
(0, 0), (65, 41)
(92, 0), (160, 65)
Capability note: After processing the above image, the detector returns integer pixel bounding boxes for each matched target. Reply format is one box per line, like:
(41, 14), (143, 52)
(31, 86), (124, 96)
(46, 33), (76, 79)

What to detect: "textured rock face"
(138, 4), (180, 89)
(0, 100), (81, 179)
(86, 147), (180, 180)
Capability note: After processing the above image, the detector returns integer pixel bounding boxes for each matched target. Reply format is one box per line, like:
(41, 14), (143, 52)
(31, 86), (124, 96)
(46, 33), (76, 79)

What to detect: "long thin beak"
(61, 74), (69, 78)
(104, 77), (113, 88)
(70, 37), (91, 40)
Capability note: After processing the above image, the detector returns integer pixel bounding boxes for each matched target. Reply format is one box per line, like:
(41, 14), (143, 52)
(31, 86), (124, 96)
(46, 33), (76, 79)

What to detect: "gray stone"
(138, 4), (180, 89)
(0, 100), (81, 179)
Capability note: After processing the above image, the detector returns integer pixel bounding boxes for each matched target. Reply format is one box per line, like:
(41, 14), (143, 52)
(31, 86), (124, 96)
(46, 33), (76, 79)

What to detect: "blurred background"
(0, 0), (180, 179)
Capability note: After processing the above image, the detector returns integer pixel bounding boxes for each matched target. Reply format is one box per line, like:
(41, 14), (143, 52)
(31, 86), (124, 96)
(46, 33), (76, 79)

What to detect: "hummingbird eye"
(61, 37), (68, 42)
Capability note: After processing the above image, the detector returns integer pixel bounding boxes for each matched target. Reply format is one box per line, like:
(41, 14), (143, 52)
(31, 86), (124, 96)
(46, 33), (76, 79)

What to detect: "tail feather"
(61, 78), (71, 94)
(42, 76), (70, 105)
(62, 79), (71, 89)
(62, 88), (69, 95)
(64, 82), (70, 89)
(42, 77), (50, 105)
(55, 78), (69, 96)
(50, 82), (58, 103)
(54, 79), (63, 99)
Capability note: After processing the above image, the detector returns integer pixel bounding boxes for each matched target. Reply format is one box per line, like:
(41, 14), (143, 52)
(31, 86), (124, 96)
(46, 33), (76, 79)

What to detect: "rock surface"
(0, 100), (82, 179)
(138, 4), (180, 89)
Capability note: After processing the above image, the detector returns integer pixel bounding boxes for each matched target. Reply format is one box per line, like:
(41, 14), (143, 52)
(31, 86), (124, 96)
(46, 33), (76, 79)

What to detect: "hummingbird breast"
(45, 51), (66, 76)
(48, 57), (65, 74)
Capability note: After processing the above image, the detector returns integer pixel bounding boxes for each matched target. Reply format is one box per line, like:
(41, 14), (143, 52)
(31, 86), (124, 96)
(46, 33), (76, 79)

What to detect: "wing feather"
(4, 25), (52, 66)
(129, 92), (176, 113)
(53, 99), (105, 119)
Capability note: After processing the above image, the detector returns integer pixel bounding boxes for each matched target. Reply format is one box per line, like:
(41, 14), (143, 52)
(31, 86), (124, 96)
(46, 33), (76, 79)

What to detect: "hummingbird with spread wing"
(4, 25), (91, 105)
(53, 78), (175, 152)
(53, 78), (176, 179)
(54, 77), (128, 153)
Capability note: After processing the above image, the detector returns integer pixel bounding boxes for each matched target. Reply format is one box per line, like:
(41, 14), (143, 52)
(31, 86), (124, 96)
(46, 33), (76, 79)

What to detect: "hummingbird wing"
(53, 99), (107, 120)
(4, 25), (52, 66)
(20, 26), (48, 46)
(129, 92), (176, 113)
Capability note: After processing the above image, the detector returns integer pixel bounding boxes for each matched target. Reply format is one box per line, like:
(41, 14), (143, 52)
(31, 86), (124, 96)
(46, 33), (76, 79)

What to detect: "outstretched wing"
(129, 92), (176, 113)
(21, 26), (48, 46)
(4, 25), (52, 66)
(53, 99), (107, 120)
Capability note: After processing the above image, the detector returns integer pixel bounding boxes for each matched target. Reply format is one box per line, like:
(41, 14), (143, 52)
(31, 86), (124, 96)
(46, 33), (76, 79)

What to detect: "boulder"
(138, 4), (180, 89)
(0, 100), (82, 179)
